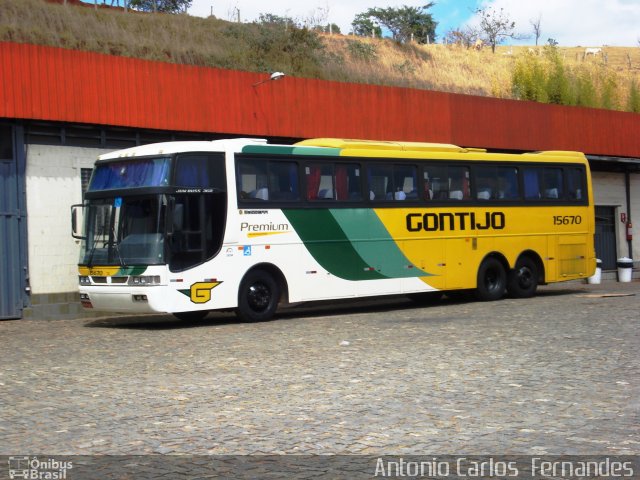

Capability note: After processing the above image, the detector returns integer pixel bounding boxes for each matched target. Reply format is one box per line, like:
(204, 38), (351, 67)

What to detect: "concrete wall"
(591, 171), (640, 262)
(25, 144), (110, 294)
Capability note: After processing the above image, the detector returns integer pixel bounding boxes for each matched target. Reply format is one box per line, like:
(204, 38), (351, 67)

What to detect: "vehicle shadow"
(84, 312), (238, 330)
(84, 295), (425, 330)
(84, 288), (583, 330)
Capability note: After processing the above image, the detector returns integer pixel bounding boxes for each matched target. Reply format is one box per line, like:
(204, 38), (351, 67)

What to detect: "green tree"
(351, 12), (383, 38)
(544, 46), (570, 104)
(245, 21), (326, 77)
(352, 4), (437, 44)
(257, 13), (296, 29)
(512, 54), (547, 102)
(476, 6), (517, 53)
(628, 80), (640, 113)
(314, 23), (342, 35)
(444, 26), (480, 48)
(129, 0), (191, 13)
(347, 40), (377, 62)
(600, 70), (618, 110)
(573, 68), (597, 108)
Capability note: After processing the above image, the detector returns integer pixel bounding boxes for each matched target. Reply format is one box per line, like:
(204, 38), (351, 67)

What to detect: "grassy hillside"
(2, 0), (640, 111)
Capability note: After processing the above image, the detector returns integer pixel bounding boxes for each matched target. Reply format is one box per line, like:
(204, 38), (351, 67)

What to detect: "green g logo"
(179, 281), (222, 304)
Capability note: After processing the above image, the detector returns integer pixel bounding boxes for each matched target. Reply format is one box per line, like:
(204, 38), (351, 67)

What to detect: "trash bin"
(588, 259), (602, 284)
(616, 257), (633, 283)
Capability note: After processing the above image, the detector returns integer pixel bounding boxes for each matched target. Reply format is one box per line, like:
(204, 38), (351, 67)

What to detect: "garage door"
(594, 206), (617, 270)
(0, 124), (28, 319)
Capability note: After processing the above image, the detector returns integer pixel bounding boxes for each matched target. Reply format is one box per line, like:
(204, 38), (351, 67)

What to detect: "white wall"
(26, 145), (111, 294)
(591, 171), (640, 262)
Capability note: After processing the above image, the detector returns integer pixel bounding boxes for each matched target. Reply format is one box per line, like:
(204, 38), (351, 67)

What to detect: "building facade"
(0, 42), (638, 319)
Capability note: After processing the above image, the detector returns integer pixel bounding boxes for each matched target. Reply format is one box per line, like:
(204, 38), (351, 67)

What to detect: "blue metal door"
(0, 124), (28, 319)
(594, 206), (617, 270)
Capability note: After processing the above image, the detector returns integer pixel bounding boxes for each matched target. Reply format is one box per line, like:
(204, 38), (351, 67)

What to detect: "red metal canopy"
(1, 41), (639, 157)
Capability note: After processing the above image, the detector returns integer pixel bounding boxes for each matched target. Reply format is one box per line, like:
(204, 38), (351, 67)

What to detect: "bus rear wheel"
(507, 257), (538, 298)
(475, 257), (506, 301)
(236, 269), (280, 322)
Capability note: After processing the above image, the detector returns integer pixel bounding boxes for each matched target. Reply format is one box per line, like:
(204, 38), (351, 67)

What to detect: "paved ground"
(1, 281), (638, 458)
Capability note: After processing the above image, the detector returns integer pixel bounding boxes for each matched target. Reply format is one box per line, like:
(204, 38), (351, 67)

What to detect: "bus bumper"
(79, 288), (166, 313)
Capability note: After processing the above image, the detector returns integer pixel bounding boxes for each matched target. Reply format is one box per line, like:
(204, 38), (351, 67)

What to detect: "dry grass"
(2, 0), (640, 111)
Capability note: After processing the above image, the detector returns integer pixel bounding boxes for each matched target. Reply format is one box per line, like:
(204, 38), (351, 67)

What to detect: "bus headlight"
(79, 276), (91, 285)
(128, 275), (161, 286)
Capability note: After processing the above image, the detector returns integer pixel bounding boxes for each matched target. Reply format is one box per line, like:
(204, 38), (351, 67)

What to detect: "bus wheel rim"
(517, 267), (533, 289)
(486, 269), (499, 291)
(248, 283), (271, 311)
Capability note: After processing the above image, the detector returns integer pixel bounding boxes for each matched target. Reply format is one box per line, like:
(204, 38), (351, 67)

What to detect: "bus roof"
(98, 138), (267, 161)
(97, 137), (587, 163)
(295, 138), (476, 153)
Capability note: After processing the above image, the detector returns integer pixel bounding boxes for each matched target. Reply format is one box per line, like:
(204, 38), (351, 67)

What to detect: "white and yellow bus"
(73, 138), (595, 321)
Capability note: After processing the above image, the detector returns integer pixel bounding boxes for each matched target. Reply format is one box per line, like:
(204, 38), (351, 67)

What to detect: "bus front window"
(80, 196), (166, 266)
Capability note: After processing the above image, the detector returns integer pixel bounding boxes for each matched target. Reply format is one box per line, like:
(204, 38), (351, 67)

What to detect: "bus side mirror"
(71, 204), (86, 240)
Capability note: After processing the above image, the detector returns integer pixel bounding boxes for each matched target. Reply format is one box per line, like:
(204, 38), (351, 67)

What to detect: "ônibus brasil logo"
(7, 457), (73, 479)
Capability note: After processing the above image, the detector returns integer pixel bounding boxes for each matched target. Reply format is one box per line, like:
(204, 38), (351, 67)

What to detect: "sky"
(85, 0), (640, 46)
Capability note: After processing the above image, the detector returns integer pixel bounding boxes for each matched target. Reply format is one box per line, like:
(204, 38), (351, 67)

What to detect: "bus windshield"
(80, 196), (166, 266)
(89, 157), (171, 191)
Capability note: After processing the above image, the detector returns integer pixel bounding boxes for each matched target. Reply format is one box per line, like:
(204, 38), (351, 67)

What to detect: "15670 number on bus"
(553, 215), (582, 225)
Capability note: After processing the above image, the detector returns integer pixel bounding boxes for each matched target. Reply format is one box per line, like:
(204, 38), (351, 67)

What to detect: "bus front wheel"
(236, 269), (280, 322)
(507, 257), (538, 298)
(475, 257), (506, 301)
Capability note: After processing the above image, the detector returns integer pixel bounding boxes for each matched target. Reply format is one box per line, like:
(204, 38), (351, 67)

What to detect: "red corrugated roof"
(1, 41), (639, 157)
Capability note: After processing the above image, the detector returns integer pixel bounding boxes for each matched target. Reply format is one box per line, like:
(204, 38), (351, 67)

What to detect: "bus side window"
(476, 166), (519, 200)
(337, 164), (362, 201)
(368, 165), (392, 201)
(424, 171), (433, 200)
(394, 165), (417, 200)
(237, 159), (268, 200)
(175, 154), (226, 190)
(497, 167), (519, 199)
(475, 166), (495, 200)
(567, 167), (584, 200)
(269, 161), (299, 201)
(306, 164), (334, 200)
(424, 166), (445, 200)
(523, 168), (542, 200)
(425, 165), (469, 201)
(543, 167), (564, 199)
(449, 167), (470, 200)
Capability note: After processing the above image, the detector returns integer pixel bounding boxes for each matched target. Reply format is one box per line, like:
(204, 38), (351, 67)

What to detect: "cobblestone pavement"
(1, 281), (638, 456)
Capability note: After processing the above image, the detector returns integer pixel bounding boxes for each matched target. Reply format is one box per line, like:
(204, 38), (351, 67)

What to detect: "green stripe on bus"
(119, 266), (147, 276)
(241, 145), (341, 156)
(283, 209), (386, 281)
(291, 147), (341, 156)
(330, 209), (431, 278)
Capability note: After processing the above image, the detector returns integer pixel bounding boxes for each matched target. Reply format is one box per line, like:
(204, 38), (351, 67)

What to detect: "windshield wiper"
(86, 227), (103, 268)
(110, 223), (125, 267)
